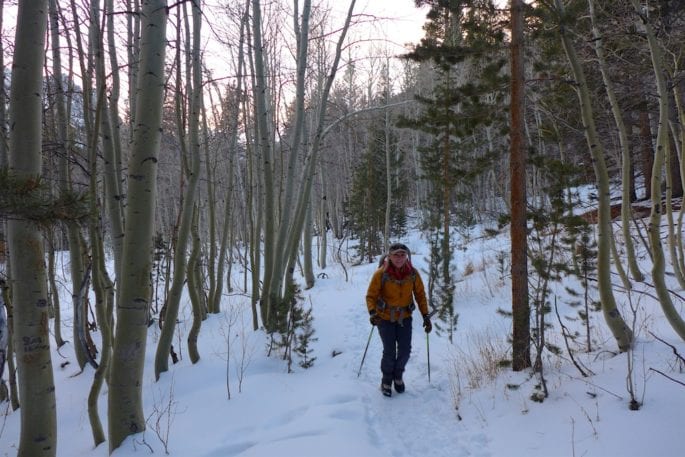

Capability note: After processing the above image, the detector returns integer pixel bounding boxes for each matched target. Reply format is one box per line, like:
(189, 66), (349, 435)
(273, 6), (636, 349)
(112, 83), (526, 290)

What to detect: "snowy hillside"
(0, 224), (683, 457)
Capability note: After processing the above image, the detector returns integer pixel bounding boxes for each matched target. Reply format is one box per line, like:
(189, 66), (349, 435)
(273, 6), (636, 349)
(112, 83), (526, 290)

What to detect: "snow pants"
(377, 317), (412, 383)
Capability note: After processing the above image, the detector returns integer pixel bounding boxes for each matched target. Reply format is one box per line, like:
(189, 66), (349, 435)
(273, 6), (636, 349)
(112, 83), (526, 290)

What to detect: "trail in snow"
(304, 259), (491, 457)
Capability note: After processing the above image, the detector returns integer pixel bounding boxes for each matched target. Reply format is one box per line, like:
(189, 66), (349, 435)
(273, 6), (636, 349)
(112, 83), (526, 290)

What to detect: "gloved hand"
(370, 314), (381, 326)
(423, 315), (432, 333)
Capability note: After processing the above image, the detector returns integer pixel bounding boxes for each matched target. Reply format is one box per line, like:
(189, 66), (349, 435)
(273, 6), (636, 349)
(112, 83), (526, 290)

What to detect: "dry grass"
(450, 326), (509, 390)
(463, 261), (476, 276)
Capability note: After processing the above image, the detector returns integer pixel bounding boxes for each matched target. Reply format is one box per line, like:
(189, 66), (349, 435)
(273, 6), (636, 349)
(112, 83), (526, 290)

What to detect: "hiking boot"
(394, 378), (405, 394)
(381, 382), (392, 397)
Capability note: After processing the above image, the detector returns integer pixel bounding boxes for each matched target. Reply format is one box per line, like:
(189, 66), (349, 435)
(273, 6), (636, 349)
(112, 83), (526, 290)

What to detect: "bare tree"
(155, 0), (203, 380)
(108, 0), (168, 451)
(554, 0), (633, 351)
(254, 0), (358, 331)
(588, 0), (643, 284)
(0, 0), (7, 166)
(630, 0), (685, 341)
(7, 1), (57, 455)
(208, 8), (248, 314)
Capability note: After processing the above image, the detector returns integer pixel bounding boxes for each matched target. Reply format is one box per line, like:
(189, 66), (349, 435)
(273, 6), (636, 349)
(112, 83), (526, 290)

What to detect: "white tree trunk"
(630, 0), (685, 341)
(108, 0), (168, 451)
(556, 0), (633, 351)
(154, 0), (203, 381)
(8, 1), (56, 455)
(588, 0), (643, 283)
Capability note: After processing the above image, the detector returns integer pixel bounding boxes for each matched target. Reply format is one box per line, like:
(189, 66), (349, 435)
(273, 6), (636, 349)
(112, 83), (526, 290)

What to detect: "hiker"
(366, 242), (432, 397)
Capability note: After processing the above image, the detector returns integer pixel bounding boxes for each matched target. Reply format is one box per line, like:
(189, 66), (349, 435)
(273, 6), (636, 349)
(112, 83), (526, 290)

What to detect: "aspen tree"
(47, 0), (70, 349)
(629, 0), (685, 341)
(108, 0), (168, 450)
(7, 1), (56, 455)
(208, 6), (248, 315)
(154, 0), (203, 380)
(587, 0), (643, 283)
(554, 0), (633, 351)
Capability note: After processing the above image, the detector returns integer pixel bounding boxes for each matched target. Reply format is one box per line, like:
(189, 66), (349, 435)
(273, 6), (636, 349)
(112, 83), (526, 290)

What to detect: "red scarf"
(385, 260), (413, 281)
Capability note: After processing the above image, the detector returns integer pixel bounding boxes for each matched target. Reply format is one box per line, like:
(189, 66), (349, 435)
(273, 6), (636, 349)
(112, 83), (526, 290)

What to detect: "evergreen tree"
(427, 227), (458, 342)
(267, 282), (317, 372)
(399, 0), (508, 331)
(294, 305), (317, 369)
(346, 116), (408, 263)
(526, 149), (592, 377)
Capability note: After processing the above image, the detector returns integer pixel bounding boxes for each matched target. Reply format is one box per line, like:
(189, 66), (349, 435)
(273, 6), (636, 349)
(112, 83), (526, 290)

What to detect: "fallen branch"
(649, 331), (685, 365)
(649, 368), (685, 388)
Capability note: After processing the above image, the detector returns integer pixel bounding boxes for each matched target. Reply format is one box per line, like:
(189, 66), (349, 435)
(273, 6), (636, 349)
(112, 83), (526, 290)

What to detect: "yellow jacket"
(366, 266), (429, 322)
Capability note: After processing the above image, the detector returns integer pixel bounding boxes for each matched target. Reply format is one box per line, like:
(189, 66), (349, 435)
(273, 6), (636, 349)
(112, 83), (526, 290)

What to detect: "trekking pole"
(357, 326), (375, 377)
(426, 332), (431, 383)
(425, 305), (437, 384)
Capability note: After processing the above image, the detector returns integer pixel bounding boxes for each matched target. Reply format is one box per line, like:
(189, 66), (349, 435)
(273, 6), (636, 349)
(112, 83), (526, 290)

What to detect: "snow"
(1, 223), (684, 457)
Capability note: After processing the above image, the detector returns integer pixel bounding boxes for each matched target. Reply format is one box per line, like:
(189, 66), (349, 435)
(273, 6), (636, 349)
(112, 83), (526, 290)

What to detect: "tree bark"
(244, 21), (263, 330)
(251, 0), (277, 328)
(210, 8), (248, 314)
(108, 0), (167, 451)
(671, 79), (685, 284)
(0, 0), (6, 166)
(154, 0), (202, 381)
(1, 284), (20, 410)
(281, 0), (357, 298)
(384, 62), (392, 251)
(262, 0), (314, 329)
(47, 0), (68, 349)
(98, 0), (125, 281)
(83, 75), (114, 448)
(187, 207), (203, 363)
(556, 0), (633, 351)
(60, 0), (95, 370)
(303, 204), (315, 289)
(664, 137), (685, 288)
(587, 0), (643, 283)
(639, 109), (654, 201)
(630, 0), (685, 341)
(126, 0), (141, 130)
(7, 1), (57, 455)
(510, 0), (531, 371)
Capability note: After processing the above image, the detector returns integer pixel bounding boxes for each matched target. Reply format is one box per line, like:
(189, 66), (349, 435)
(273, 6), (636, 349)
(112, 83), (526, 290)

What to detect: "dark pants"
(377, 318), (412, 383)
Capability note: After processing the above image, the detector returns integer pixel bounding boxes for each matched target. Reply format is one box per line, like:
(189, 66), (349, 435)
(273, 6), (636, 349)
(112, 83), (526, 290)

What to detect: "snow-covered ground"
(1, 222), (684, 457)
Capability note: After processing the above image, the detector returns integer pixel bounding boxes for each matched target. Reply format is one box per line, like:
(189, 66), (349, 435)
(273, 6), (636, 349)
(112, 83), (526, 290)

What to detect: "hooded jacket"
(366, 262), (429, 323)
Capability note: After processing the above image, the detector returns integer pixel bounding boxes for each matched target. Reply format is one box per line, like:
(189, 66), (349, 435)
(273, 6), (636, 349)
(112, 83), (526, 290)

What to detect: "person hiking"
(365, 242), (432, 397)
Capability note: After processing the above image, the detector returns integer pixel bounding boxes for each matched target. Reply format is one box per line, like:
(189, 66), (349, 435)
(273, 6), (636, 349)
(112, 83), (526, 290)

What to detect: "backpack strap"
(378, 268), (417, 325)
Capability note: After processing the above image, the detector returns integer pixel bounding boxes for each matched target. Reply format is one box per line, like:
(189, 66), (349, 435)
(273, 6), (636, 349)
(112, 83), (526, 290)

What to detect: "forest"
(1, 0), (685, 455)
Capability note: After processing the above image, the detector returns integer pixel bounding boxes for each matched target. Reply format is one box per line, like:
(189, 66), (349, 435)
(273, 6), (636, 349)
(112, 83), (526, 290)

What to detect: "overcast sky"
(354, 0), (429, 51)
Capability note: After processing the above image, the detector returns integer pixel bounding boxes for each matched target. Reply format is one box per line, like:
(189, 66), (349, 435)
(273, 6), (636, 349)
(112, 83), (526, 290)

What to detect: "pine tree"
(399, 0), (507, 333)
(346, 115), (408, 263)
(426, 228), (459, 342)
(294, 305), (317, 369)
(526, 150), (592, 374)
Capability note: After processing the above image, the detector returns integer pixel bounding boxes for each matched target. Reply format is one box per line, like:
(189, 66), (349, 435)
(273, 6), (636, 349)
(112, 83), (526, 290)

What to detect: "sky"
(1, 185), (684, 457)
(353, 0), (429, 52)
